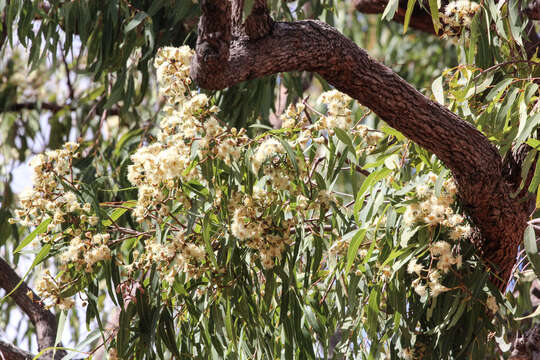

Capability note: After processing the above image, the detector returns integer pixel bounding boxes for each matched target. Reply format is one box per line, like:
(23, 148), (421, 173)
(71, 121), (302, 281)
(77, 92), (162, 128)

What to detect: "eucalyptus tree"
(1, 0), (540, 359)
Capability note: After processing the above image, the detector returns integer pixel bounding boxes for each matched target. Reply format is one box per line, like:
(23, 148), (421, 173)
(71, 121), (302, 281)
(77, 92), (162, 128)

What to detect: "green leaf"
(366, 288), (379, 338)
(102, 206), (132, 227)
(486, 78), (512, 102)
(529, 157), (540, 194)
(203, 214), (218, 268)
(382, 0), (399, 20)
(467, 15), (479, 64)
(32, 243), (52, 267)
(355, 168), (392, 223)
(427, 0), (441, 33)
(524, 225), (540, 279)
(432, 75), (445, 105)
(55, 311), (67, 347)
(345, 229), (367, 275)
(527, 138), (540, 150)
(334, 127), (355, 155)
(243, 0), (255, 20)
(516, 113), (540, 146)
(115, 129), (144, 155)
(515, 303), (540, 320)
(507, 0), (523, 47)
(1, 243), (51, 304)
(403, 0), (417, 33)
(361, 168), (392, 196)
(381, 126), (405, 141)
(277, 138), (299, 173)
(32, 346), (81, 360)
(14, 218), (51, 253)
(124, 12), (148, 33)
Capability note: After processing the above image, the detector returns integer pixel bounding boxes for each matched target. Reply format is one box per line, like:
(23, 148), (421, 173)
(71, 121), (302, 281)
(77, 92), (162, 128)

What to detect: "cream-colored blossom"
(486, 295), (499, 313)
(407, 259), (424, 275)
(251, 138), (285, 173)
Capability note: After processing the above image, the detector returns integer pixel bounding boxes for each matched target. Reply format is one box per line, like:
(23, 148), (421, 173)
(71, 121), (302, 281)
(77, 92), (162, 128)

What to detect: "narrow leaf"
(345, 229), (367, 275)
(14, 218), (51, 253)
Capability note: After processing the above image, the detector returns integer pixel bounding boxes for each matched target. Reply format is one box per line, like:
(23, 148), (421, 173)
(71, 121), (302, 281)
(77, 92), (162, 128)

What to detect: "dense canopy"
(0, 0), (540, 359)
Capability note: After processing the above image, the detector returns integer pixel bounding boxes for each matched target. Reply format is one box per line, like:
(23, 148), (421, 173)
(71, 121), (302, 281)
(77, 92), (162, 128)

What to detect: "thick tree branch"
(3, 102), (121, 116)
(191, 0), (533, 289)
(4, 102), (68, 113)
(0, 339), (33, 360)
(0, 258), (66, 360)
(354, 0), (440, 34)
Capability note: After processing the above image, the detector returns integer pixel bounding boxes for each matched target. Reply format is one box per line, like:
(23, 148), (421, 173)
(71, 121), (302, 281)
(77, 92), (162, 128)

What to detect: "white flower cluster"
(154, 46), (194, 104)
(124, 45), (258, 284)
(251, 138), (285, 173)
(317, 90), (354, 130)
(9, 142), (82, 229)
(403, 174), (471, 240)
(60, 232), (112, 272)
(279, 93), (384, 158)
(408, 264), (453, 298)
(403, 174), (472, 298)
(128, 49), (249, 223)
(328, 237), (349, 257)
(441, 0), (481, 35)
(133, 231), (208, 284)
(9, 142), (119, 309)
(281, 102), (307, 129)
(486, 294), (499, 314)
(431, 240), (462, 273)
(33, 270), (75, 310)
(16, 46), (382, 307)
(229, 191), (295, 269)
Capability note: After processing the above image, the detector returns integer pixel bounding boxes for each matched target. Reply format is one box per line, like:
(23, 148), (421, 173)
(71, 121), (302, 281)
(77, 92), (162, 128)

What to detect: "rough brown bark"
(191, 0), (534, 289)
(0, 339), (33, 360)
(0, 258), (66, 360)
(354, 0), (441, 34)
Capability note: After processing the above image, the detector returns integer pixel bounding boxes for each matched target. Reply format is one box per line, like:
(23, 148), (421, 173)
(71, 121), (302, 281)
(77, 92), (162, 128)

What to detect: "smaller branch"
(5, 102), (67, 113)
(0, 339), (33, 360)
(60, 45), (75, 102)
(3, 102), (120, 116)
(344, 156), (371, 177)
(319, 275), (337, 305)
(353, 0), (440, 34)
(473, 59), (540, 82)
(0, 258), (66, 360)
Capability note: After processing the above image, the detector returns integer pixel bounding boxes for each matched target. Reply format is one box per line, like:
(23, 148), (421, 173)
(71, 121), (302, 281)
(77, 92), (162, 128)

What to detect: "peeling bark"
(0, 258), (66, 360)
(191, 0), (535, 289)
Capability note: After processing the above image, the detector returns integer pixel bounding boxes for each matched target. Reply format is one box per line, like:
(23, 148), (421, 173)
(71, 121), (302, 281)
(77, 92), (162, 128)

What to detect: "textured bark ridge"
(191, 0), (534, 289)
(354, 0), (441, 34)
